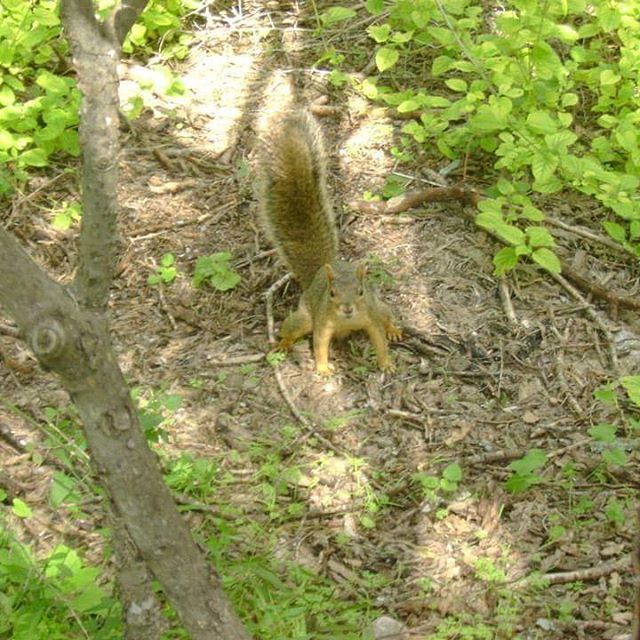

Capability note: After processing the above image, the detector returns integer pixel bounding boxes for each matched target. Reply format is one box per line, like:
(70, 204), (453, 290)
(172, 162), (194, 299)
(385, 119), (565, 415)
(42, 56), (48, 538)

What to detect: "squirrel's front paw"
(386, 325), (403, 342)
(315, 362), (335, 376)
(378, 358), (396, 373)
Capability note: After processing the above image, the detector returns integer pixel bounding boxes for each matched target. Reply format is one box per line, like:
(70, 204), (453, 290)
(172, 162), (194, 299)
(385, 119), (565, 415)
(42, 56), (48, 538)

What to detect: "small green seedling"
(505, 449), (547, 494)
(148, 252), (178, 285)
(192, 252), (241, 291)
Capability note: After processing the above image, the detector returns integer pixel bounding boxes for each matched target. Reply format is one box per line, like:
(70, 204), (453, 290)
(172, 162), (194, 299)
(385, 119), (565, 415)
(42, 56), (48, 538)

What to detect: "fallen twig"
(348, 185), (480, 215)
(530, 556), (630, 586)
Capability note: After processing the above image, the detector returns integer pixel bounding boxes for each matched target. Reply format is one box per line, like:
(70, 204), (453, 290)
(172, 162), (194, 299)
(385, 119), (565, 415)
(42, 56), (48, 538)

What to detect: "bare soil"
(1, 3), (639, 639)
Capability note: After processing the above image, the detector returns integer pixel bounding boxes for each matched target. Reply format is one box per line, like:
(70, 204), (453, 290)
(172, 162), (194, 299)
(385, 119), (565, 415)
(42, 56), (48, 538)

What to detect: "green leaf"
(475, 208), (503, 227)
(365, 0), (384, 15)
(320, 6), (356, 26)
(493, 247), (518, 276)
(526, 226), (555, 248)
(505, 473), (540, 494)
(160, 252), (175, 267)
(12, 498), (33, 518)
(494, 222), (525, 246)
(36, 70), (70, 95)
(508, 449), (547, 475)
(445, 78), (468, 92)
(50, 471), (80, 508)
(376, 47), (399, 72)
(603, 447), (627, 467)
(397, 99), (419, 113)
(71, 585), (109, 612)
(19, 148), (48, 167)
(521, 204), (545, 221)
(531, 248), (561, 273)
(531, 152), (558, 182)
(432, 55), (454, 76)
(620, 376), (640, 406)
(594, 384), (617, 406)
(0, 84), (15, 106)
(602, 221), (626, 244)
(496, 178), (514, 195)
(561, 92), (578, 107)
(367, 24), (390, 43)
(599, 69), (620, 86)
(470, 99), (512, 132)
(544, 131), (577, 153)
(527, 110), (557, 134)
(442, 463), (462, 483)
(193, 253), (241, 291)
(588, 423), (617, 443)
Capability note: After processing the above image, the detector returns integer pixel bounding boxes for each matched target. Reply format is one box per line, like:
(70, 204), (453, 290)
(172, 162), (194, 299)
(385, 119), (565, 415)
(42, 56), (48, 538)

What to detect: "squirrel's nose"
(341, 303), (354, 317)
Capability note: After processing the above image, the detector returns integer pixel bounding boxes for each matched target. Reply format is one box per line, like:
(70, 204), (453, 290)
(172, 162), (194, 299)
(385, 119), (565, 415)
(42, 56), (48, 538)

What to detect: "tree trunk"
(0, 1), (252, 638)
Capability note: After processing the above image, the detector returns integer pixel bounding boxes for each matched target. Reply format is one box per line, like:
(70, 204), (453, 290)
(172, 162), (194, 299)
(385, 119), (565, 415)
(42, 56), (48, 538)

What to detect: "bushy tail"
(257, 111), (337, 288)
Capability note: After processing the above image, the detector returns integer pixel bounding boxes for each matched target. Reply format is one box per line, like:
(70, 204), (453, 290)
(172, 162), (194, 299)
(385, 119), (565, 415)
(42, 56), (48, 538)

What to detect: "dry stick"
(562, 262), (640, 312)
(530, 556), (630, 586)
(498, 277), (519, 327)
(547, 215), (638, 260)
(548, 271), (619, 373)
(548, 320), (590, 417)
(264, 275), (347, 457)
(208, 354), (265, 366)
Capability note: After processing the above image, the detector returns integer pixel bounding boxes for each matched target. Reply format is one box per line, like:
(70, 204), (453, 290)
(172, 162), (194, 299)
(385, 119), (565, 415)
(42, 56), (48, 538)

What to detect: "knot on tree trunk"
(29, 318), (67, 361)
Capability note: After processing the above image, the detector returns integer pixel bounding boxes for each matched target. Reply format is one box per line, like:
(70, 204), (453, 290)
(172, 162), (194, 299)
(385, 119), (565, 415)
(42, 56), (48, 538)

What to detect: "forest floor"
(1, 2), (639, 639)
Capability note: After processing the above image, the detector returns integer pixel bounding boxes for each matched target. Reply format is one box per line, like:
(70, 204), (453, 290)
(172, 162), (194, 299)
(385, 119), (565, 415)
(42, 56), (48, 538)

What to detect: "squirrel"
(257, 110), (401, 374)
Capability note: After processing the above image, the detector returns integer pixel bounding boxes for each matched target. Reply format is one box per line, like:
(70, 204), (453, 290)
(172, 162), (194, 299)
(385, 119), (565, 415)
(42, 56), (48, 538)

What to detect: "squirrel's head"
(324, 262), (367, 319)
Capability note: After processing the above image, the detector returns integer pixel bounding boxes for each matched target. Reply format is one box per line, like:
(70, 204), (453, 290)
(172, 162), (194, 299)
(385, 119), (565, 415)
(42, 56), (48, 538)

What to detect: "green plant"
(341, 0), (640, 274)
(587, 422), (627, 468)
(51, 200), (82, 230)
(192, 252), (241, 291)
(505, 449), (547, 494)
(0, 0), (197, 196)
(148, 252), (178, 285)
(122, 0), (199, 60)
(132, 387), (182, 443)
(414, 462), (463, 501)
(0, 524), (120, 639)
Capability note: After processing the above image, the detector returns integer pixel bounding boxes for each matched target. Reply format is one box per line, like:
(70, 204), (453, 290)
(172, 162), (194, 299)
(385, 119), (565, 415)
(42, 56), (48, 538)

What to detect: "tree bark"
(0, 1), (252, 638)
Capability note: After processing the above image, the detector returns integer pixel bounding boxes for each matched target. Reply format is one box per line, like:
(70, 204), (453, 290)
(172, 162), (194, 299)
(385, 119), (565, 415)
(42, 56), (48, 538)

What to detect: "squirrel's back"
(257, 111), (338, 288)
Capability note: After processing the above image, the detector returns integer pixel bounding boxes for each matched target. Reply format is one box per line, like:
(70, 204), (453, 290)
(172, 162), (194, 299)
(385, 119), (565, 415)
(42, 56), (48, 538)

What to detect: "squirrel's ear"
(324, 264), (335, 282)
(356, 262), (367, 280)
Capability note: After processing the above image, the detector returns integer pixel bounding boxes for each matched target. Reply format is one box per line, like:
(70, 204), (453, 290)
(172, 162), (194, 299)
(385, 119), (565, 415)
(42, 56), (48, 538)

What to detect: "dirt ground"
(1, 2), (639, 639)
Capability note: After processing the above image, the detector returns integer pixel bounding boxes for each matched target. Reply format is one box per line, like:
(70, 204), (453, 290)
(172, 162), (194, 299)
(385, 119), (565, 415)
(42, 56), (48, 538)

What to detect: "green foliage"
(0, 527), (120, 639)
(122, 0), (199, 60)
(0, 0), (79, 194)
(51, 201), (82, 231)
(414, 462), (463, 500)
(192, 252), (241, 291)
(132, 387), (182, 443)
(505, 449), (547, 494)
(351, 0), (640, 270)
(148, 252), (178, 285)
(0, 0), (195, 197)
(318, 6), (357, 28)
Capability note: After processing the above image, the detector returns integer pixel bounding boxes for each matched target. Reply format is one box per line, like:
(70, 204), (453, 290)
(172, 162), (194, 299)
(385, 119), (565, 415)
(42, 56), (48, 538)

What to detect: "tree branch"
(0, 226), (251, 639)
